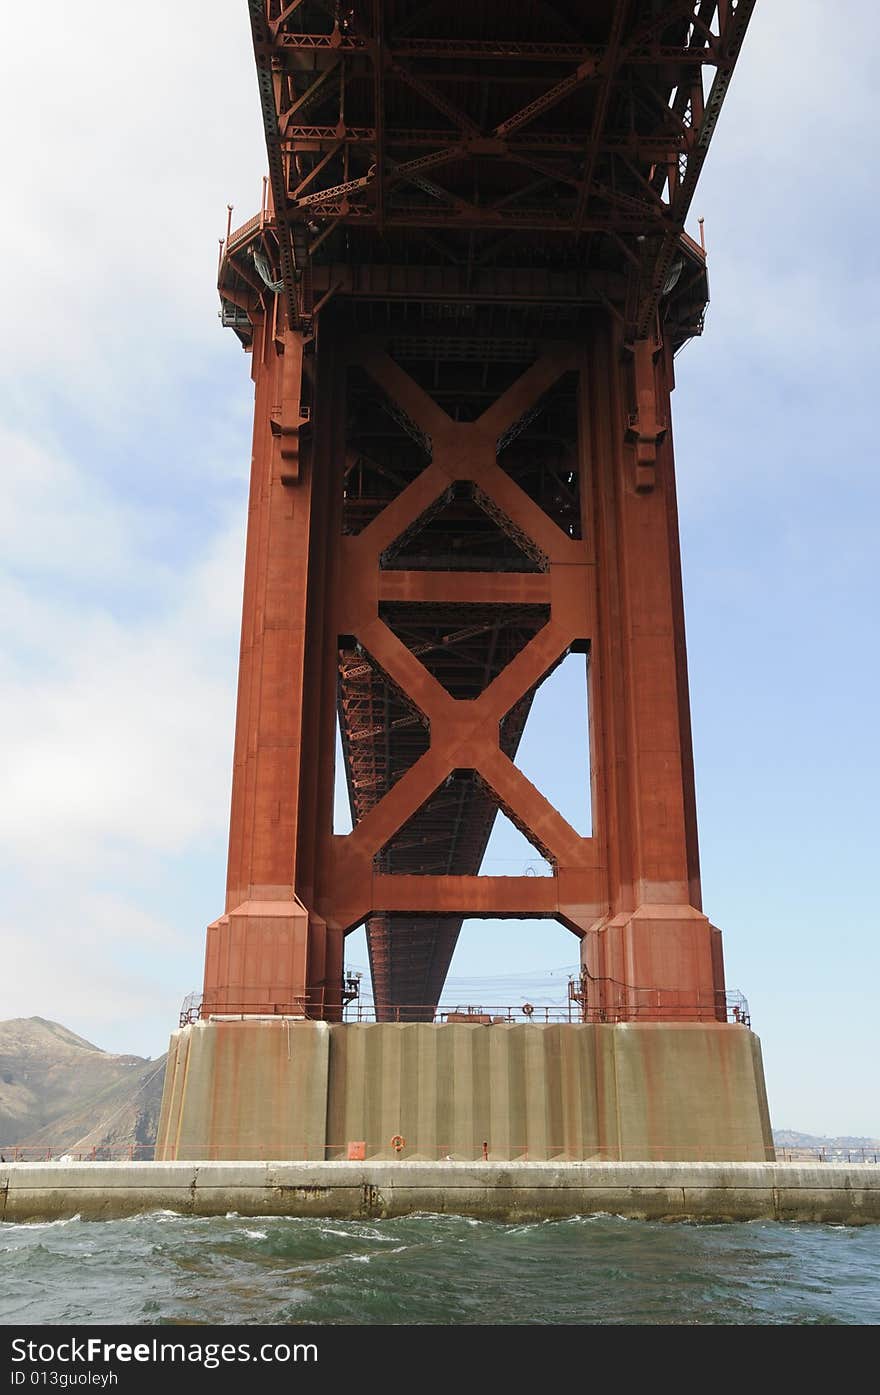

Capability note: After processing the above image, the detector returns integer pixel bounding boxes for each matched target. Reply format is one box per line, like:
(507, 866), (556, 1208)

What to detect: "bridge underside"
(235, 0), (751, 345)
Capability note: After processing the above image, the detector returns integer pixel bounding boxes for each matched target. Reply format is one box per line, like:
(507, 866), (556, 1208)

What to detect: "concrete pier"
(2, 1161), (878, 1225)
(157, 1020), (774, 1163)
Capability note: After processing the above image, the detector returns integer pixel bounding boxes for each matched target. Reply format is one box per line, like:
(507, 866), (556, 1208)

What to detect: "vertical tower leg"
(203, 313), (342, 1021)
(582, 324), (722, 1020)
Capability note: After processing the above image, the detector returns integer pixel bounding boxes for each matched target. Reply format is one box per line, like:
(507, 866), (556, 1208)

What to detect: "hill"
(0, 1017), (165, 1158)
(772, 1128), (880, 1157)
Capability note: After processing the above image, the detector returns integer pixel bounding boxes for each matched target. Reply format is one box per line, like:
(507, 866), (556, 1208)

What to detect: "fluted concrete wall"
(156, 1020), (772, 1163)
(158, 1018), (330, 1162)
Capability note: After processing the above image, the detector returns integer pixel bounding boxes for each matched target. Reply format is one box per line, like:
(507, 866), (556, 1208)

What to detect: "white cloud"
(0, 515), (243, 865)
(681, 0), (878, 379)
(0, 1), (265, 410)
(0, 426), (152, 582)
(0, 924), (179, 1052)
(0, 3), (261, 1057)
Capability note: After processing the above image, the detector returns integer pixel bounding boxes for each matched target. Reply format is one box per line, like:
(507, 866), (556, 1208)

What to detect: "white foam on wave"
(563, 1211), (630, 1223)
(400, 1210), (481, 1225)
(3, 1213), (82, 1230)
(243, 1229), (268, 1240)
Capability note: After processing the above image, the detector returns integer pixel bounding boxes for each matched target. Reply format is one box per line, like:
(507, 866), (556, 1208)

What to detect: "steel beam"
(204, 1), (756, 1021)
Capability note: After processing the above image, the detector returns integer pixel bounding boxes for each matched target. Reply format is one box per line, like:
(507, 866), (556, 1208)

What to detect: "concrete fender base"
(2, 1162), (880, 1225)
(156, 1020), (774, 1164)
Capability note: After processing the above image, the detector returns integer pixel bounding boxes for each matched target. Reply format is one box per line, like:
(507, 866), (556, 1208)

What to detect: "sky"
(1, 2), (877, 1138)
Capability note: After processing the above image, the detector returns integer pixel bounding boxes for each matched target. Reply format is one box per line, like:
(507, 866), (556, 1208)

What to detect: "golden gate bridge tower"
(158, 0), (772, 1163)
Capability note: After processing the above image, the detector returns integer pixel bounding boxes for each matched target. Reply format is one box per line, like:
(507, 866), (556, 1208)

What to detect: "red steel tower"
(158, 0), (772, 1163)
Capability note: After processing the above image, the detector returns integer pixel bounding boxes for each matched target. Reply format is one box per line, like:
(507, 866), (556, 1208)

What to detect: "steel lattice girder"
(246, 0), (756, 334)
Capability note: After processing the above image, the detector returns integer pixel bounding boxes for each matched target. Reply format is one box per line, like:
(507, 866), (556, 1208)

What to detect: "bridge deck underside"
(236, 0), (754, 346)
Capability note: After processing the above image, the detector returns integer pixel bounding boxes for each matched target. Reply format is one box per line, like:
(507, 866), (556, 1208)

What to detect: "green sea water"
(1, 1213), (878, 1326)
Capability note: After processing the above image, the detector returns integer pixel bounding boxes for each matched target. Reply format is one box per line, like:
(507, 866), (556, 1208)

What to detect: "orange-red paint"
(202, 314), (722, 1023)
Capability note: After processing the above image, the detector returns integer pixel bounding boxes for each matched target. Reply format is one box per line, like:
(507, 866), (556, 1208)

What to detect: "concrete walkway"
(2, 1160), (879, 1224)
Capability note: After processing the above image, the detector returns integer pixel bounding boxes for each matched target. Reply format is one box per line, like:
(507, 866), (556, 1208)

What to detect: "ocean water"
(1, 1213), (878, 1326)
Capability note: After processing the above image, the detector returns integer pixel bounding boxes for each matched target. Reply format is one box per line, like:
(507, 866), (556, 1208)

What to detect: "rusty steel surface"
(223, 0), (756, 343)
(203, 2), (757, 1024)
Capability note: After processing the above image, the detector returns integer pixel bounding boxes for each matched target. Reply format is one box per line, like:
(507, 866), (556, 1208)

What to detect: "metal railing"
(569, 979), (750, 1028)
(179, 991), (327, 1027)
(0, 1144), (156, 1163)
(773, 1146), (880, 1165)
(344, 1003), (577, 1024)
(179, 989), (751, 1027)
(8, 1142), (876, 1164)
